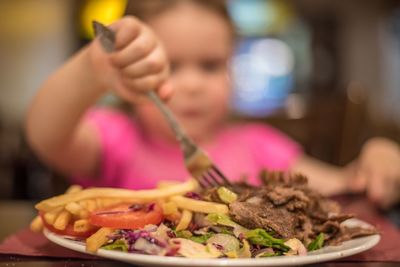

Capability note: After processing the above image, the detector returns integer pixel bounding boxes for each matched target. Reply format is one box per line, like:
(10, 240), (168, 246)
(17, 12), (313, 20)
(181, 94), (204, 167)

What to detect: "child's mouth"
(180, 109), (204, 118)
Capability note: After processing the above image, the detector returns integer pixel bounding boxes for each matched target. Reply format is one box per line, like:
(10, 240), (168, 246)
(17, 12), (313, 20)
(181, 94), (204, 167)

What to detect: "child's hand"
(349, 137), (400, 209)
(89, 16), (172, 102)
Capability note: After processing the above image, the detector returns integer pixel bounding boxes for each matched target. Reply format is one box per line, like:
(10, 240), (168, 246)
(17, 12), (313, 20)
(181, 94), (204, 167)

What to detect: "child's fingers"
(113, 85), (145, 103)
(377, 177), (399, 209)
(109, 16), (141, 50)
(111, 27), (157, 68)
(114, 88), (167, 104)
(121, 67), (169, 93)
(348, 165), (367, 193)
(381, 175), (400, 208)
(119, 81), (174, 103)
(366, 172), (385, 204)
(114, 76), (172, 105)
(366, 171), (399, 209)
(121, 45), (166, 79)
(158, 81), (174, 101)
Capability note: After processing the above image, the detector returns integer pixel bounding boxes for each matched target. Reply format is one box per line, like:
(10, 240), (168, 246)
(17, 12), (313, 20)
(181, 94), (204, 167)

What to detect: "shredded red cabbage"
(110, 228), (169, 254)
(212, 243), (224, 251)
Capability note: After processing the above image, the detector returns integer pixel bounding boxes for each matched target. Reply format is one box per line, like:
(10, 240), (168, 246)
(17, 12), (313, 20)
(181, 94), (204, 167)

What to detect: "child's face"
(135, 3), (233, 142)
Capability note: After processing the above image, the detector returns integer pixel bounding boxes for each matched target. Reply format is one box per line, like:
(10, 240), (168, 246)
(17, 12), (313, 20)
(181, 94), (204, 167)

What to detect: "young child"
(26, 0), (400, 209)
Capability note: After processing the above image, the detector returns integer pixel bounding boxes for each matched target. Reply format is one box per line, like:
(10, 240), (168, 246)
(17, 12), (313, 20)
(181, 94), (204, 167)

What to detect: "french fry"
(157, 180), (180, 189)
(43, 206), (64, 225)
(78, 198), (127, 218)
(53, 210), (72, 230)
(170, 195), (229, 214)
(78, 200), (86, 209)
(65, 202), (83, 216)
(162, 201), (178, 215)
(94, 198), (127, 209)
(86, 227), (114, 253)
(176, 209), (193, 231)
(35, 179), (198, 212)
(65, 184), (83, 194)
(165, 211), (182, 225)
(44, 213), (56, 225)
(73, 219), (94, 233)
(30, 215), (43, 232)
(95, 198), (104, 209)
(85, 199), (97, 212)
(101, 198), (124, 208)
(79, 209), (90, 219)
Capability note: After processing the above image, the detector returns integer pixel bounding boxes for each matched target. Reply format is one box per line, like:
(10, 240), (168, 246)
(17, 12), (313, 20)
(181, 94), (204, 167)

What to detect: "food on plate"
(31, 171), (378, 258)
(35, 179), (197, 212)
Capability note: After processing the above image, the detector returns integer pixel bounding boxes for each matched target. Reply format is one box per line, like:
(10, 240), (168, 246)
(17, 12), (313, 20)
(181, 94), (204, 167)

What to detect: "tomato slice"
(39, 212), (98, 238)
(89, 203), (164, 229)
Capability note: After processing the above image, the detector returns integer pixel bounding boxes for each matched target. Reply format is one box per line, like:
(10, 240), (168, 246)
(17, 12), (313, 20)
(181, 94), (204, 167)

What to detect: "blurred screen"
(228, 0), (310, 117)
(230, 38), (294, 117)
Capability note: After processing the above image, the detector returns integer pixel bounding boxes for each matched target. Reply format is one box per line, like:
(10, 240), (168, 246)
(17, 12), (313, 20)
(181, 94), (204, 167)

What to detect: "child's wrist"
(342, 161), (359, 194)
(85, 41), (113, 93)
(329, 172), (350, 195)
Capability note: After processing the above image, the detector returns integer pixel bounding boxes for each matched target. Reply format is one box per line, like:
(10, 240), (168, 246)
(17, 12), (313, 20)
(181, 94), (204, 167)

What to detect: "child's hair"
(125, 0), (236, 35)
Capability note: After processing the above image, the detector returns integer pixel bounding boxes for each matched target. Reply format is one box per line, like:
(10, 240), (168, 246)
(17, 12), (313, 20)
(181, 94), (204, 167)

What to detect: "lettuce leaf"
(258, 251), (283, 257)
(245, 229), (289, 252)
(189, 233), (213, 244)
(101, 239), (128, 252)
(175, 230), (213, 244)
(307, 233), (325, 251)
(205, 213), (248, 237)
(170, 238), (222, 258)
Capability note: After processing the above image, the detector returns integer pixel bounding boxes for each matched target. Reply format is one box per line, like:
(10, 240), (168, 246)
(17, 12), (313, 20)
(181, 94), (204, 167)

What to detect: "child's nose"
(175, 68), (204, 95)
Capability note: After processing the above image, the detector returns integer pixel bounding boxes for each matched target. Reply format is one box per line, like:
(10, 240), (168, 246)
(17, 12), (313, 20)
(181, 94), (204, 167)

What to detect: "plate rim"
(44, 219), (381, 267)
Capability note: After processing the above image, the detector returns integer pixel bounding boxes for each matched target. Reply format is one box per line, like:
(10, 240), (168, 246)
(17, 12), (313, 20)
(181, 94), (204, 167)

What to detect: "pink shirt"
(72, 108), (302, 189)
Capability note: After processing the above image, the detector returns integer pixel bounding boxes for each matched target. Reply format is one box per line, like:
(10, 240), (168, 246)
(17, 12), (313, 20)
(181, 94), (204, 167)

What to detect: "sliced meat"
(313, 220), (341, 236)
(260, 171), (308, 188)
(202, 169), (377, 247)
(328, 226), (379, 245)
(295, 214), (314, 244)
(229, 201), (299, 238)
(265, 186), (309, 211)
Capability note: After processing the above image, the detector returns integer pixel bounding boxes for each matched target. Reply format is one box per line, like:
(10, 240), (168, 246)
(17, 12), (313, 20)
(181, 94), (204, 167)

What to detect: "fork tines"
(198, 165), (231, 188)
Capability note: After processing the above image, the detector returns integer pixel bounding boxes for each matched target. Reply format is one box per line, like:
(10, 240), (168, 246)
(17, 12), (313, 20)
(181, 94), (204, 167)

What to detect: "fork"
(92, 21), (231, 189)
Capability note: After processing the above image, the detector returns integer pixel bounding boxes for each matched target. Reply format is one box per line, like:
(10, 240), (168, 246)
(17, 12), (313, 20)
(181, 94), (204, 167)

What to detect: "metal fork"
(92, 21), (231, 189)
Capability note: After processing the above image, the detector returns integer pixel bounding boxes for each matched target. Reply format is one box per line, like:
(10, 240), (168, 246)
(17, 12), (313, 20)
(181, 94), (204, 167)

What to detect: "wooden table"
(0, 200), (399, 267)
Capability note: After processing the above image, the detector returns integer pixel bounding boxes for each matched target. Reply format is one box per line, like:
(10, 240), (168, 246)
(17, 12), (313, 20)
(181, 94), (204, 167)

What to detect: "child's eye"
(200, 60), (226, 73)
(170, 62), (180, 73)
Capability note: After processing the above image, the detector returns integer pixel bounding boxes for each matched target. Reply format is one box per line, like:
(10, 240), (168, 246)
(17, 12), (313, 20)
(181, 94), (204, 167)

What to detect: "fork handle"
(145, 91), (190, 143)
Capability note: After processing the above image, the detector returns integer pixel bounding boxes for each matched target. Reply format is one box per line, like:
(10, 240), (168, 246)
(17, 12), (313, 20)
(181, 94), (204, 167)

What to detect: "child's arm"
(290, 155), (351, 196)
(25, 45), (105, 177)
(25, 17), (170, 177)
(291, 137), (400, 208)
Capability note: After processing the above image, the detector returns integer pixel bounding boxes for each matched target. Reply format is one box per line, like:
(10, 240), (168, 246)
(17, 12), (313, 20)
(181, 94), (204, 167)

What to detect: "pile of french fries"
(31, 179), (229, 253)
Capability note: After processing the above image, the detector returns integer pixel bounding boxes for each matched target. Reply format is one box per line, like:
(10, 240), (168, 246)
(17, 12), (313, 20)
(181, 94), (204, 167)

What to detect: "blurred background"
(0, 0), (399, 200)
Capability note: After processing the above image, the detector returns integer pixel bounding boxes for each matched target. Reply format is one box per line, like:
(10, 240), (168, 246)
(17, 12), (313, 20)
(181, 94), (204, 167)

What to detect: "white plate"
(44, 219), (380, 267)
